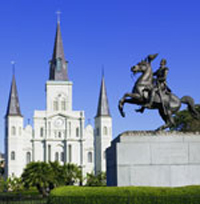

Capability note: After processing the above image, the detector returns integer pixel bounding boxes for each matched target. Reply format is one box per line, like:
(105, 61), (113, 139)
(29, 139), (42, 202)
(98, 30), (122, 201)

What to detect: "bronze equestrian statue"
(118, 54), (199, 131)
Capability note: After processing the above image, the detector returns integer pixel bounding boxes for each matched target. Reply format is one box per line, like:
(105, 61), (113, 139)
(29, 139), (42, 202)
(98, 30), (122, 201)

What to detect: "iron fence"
(47, 195), (200, 204)
(1, 195), (200, 204)
(0, 195), (47, 204)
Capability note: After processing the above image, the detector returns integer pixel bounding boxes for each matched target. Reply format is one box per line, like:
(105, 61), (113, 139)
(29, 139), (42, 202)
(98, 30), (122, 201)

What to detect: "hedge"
(0, 188), (39, 197)
(48, 185), (200, 204)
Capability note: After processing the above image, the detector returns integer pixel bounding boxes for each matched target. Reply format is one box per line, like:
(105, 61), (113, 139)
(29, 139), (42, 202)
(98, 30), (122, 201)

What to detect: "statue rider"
(137, 58), (171, 113)
(148, 58), (171, 110)
(154, 59), (171, 92)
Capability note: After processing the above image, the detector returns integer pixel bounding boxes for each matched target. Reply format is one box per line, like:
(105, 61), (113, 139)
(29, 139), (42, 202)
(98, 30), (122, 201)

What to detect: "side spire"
(6, 65), (22, 117)
(96, 73), (111, 117)
(49, 13), (68, 81)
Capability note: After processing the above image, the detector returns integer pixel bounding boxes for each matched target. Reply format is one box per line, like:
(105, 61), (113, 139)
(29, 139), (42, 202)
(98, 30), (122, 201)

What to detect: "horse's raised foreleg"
(118, 93), (142, 117)
(118, 94), (129, 117)
(135, 106), (145, 113)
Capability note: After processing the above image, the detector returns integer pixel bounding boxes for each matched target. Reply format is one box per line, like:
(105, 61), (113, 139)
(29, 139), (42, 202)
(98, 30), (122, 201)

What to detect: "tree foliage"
(171, 105), (200, 132)
(85, 171), (106, 186)
(61, 163), (82, 185)
(22, 162), (54, 196)
(21, 161), (82, 196)
(49, 161), (64, 187)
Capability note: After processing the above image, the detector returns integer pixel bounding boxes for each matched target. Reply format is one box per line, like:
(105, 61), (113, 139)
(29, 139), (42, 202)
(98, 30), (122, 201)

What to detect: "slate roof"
(6, 74), (22, 117)
(49, 21), (68, 81)
(96, 76), (111, 117)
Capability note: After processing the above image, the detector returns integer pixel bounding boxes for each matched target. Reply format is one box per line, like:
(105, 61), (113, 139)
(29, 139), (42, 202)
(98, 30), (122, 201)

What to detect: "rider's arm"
(153, 70), (158, 76)
(159, 69), (168, 82)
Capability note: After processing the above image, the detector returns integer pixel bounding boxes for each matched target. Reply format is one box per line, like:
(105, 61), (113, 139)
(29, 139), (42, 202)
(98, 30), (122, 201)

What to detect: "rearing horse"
(118, 54), (199, 131)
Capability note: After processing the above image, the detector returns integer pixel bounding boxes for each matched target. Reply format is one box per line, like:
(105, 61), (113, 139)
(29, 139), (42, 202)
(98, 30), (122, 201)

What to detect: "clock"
(54, 118), (64, 127)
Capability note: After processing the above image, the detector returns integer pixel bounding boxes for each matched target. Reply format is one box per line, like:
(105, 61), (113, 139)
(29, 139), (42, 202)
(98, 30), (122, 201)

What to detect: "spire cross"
(101, 64), (105, 78)
(11, 61), (16, 75)
(56, 11), (61, 23)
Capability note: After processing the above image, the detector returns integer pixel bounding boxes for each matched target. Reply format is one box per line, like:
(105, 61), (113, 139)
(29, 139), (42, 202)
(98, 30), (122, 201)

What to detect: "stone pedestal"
(106, 131), (200, 187)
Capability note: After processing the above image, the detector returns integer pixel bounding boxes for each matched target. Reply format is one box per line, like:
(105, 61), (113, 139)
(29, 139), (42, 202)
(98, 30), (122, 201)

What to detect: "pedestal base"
(106, 131), (200, 187)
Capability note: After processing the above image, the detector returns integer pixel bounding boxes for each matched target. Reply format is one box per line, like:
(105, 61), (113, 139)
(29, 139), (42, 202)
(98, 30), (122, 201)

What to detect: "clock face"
(54, 118), (64, 127)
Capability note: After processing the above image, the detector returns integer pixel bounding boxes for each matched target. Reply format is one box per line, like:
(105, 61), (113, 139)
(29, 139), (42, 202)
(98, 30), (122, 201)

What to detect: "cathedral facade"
(5, 20), (112, 178)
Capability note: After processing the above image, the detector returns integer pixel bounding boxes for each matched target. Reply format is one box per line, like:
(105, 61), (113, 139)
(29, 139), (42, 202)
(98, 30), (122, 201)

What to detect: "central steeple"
(49, 17), (68, 81)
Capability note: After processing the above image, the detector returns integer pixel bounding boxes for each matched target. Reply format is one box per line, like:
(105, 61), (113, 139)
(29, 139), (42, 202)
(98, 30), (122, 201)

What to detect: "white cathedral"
(5, 19), (112, 178)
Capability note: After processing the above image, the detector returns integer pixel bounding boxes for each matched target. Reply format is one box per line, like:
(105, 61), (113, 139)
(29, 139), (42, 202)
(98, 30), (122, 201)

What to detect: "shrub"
(85, 172), (106, 186)
(0, 177), (6, 192)
(48, 185), (200, 204)
(6, 177), (23, 192)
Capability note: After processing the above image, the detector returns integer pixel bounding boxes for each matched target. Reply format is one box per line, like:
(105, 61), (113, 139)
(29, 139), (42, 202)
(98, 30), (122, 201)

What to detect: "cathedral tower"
(5, 73), (24, 177)
(95, 74), (112, 174)
(33, 17), (85, 170)
(46, 19), (72, 112)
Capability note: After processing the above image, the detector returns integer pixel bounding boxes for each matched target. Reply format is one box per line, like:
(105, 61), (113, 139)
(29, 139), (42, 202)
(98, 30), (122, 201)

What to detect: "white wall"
(95, 116), (112, 174)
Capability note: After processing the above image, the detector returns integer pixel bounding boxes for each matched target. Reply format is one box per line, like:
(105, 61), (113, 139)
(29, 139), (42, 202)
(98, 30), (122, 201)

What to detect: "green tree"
(61, 163), (82, 185)
(21, 162), (55, 197)
(49, 161), (64, 187)
(86, 171), (106, 186)
(21, 161), (83, 196)
(171, 105), (200, 132)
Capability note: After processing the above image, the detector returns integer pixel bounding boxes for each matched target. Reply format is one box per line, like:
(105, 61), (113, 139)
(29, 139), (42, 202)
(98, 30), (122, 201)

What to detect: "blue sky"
(0, 0), (200, 152)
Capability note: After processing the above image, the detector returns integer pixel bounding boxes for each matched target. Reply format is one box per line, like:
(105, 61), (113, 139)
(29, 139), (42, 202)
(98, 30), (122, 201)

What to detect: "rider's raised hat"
(160, 59), (167, 66)
(147, 53), (158, 62)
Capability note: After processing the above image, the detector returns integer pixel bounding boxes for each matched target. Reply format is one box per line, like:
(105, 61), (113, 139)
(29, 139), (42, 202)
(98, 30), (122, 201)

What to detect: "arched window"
(76, 127), (79, 137)
(61, 101), (66, 111)
(58, 132), (62, 138)
(11, 151), (15, 160)
(55, 152), (59, 161)
(53, 101), (58, 111)
(11, 126), (16, 136)
(88, 152), (92, 163)
(103, 126), (108, 135)
(40, 127), (44, 137)
(26, 152), (31, 164)
(68, 145), (72, 163)
(61, 152), (64, 162)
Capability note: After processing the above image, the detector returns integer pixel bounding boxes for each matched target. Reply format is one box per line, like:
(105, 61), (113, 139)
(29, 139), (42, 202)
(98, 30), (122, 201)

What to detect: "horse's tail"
(181, 96), (199, 119)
